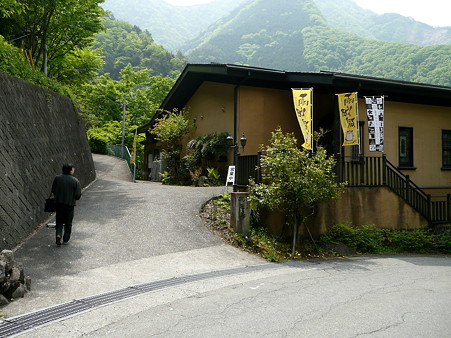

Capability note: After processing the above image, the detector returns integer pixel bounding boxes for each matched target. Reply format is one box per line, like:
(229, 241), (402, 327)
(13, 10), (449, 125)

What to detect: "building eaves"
(138, 64), (451, 133)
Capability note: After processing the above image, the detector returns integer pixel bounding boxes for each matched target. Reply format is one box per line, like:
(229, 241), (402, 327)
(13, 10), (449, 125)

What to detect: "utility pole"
(121, 96), (126, 147)
(121, 96), (126, 159)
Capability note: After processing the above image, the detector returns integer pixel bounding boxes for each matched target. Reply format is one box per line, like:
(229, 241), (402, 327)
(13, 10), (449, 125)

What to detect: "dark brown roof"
(138, 63), (451, 133)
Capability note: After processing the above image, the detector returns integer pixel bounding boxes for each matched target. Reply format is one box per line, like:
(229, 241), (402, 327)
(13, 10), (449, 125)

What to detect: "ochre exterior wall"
(184, 81), (235, 145)
(238, 86), (304, 155)
(143, 82), (236, 177)
(144, 80), (450, 231)
(163, 82), (317, 163)
(180, 82), (235, 175)
(357, 99), (451, 193)
(148, 82), (451, 191)
(238, 87), (335, 155)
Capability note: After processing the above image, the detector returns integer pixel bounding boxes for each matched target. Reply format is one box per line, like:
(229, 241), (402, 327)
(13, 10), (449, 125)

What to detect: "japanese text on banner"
(337, 92), (359, 146)
(292, 88), (312, 150)
(365, 96), (384, 152)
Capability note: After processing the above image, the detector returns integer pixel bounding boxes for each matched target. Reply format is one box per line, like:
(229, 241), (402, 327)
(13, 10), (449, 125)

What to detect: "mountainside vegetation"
(93, 15), (187, 80)
(0, 0), (181, 163)
(314, 0), (451, 46)
(101, 0), (248, 51)
(184, 0), (315, 70)
(100, 0), (451, 86)
(102, 0), (451, 51)
(302, 25), (451, 86)
(1, 0), (450, 168)
(0, 0), (106, 88)
(184, 0), (451, 86)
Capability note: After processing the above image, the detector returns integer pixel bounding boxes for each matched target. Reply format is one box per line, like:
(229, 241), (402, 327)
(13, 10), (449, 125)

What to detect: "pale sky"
(164, 0), (451, 27)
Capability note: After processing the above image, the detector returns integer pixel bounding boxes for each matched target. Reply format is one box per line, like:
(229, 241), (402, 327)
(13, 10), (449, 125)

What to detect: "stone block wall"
(0, 72), (96, 250)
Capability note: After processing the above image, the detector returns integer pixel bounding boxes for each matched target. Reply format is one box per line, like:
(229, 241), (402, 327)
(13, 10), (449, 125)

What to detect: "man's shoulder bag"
(45, 193), (56, 212)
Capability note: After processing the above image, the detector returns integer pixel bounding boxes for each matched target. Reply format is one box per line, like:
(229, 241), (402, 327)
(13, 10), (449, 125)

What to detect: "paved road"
(92, 255), (449, 338)
(3, 154), (264, 317)
(1, 155), (450, 337)
(10, 256), (451, 338)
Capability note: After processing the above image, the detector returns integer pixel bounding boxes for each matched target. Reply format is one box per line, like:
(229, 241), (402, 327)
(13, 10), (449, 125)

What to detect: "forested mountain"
(93, 15), (187, 80)
(314, 0), (451, 46)
(184, 0), (314, 70)
(302, 25), (451, 86)
(183, 0), (451, 86)
(101, 0), (248, 51)
(103, 0), (451, 51)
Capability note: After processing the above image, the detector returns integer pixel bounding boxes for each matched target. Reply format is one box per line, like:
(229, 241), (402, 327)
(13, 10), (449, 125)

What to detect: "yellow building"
(139, 64), (451, 233)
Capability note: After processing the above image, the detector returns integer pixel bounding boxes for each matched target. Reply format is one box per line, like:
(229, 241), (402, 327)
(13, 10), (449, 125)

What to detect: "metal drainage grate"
(0, 264), (277, 337)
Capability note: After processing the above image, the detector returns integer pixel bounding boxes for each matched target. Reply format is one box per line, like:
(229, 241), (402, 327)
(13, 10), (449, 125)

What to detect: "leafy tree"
(75, 64), (175, 174)
(0, 0), (26, 17)
(151, 109), (193, 184)
(86, 120), (123, 154)
(0, 35), (68, 95)
(92, 15), (187, 80)
(52, 47), (104, 88)
(184, 132), (229, 171)
(86, 120), (143, 156)
(0, 0), (105, 80)
(76, 64), (174, 128)
(249, 128), (345, 254)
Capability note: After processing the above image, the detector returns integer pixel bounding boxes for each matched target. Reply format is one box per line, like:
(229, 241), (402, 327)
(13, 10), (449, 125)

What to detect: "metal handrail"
(107, 144), (136, 181)
(337, 154), (450, 223)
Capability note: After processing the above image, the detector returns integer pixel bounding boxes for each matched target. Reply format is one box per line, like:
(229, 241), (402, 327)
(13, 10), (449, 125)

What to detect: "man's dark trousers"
(55, 203), (75, 243)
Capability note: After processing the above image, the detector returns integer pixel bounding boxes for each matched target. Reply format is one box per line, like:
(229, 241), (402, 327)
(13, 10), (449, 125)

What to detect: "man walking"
(52, 164), (81, 246)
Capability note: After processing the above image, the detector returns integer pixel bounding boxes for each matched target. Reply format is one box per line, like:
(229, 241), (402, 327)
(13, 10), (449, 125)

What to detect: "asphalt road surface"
(15, 255), (451, 338)
(2, 155), (450, 337)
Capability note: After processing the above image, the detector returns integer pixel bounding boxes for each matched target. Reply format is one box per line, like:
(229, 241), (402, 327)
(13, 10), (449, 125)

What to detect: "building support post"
(230, 192), (250, 235)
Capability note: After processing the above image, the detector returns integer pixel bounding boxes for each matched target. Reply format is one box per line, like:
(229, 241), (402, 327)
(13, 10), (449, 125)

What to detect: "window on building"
(443, 130), (451, 169)
(399, 127), (413, 168)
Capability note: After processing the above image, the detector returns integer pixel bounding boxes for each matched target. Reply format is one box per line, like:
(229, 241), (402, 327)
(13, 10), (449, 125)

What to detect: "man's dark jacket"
(52, 174), (81, 206)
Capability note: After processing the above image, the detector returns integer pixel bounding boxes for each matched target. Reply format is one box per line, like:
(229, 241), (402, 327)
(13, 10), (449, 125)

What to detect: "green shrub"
(0, 36), (69, 96)
(385, 229), (431, 253)
(160, 171), (173, 185)
(86, 121), (122, 154)
(186, 132), (229, 167)
(321, 224), (451, 254)
(207, 167), (221, 186)
(432, 229), (451, 254)
(320, 223), (384, 253)
(233, 228), (291, 262)
(88, 134), (109, 154)
(213, 192), (231, 211)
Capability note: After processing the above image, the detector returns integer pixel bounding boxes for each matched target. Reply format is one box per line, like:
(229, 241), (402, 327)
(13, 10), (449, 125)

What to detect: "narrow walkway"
(3, 154), (264, 317)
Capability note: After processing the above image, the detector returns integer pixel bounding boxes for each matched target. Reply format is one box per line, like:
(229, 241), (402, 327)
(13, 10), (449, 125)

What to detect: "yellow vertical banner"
(292, 88), (313, 150)
(337, 92), (359, 146)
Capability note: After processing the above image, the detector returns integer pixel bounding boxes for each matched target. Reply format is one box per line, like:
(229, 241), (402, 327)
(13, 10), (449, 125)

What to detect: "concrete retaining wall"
(262, 186), (428, 240)
(0, 72), (95, 250)
(312, 187), (429, 235)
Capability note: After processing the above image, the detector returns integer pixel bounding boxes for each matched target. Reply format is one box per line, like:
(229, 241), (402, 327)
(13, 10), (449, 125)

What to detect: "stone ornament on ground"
(0, 250), (31, 305)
